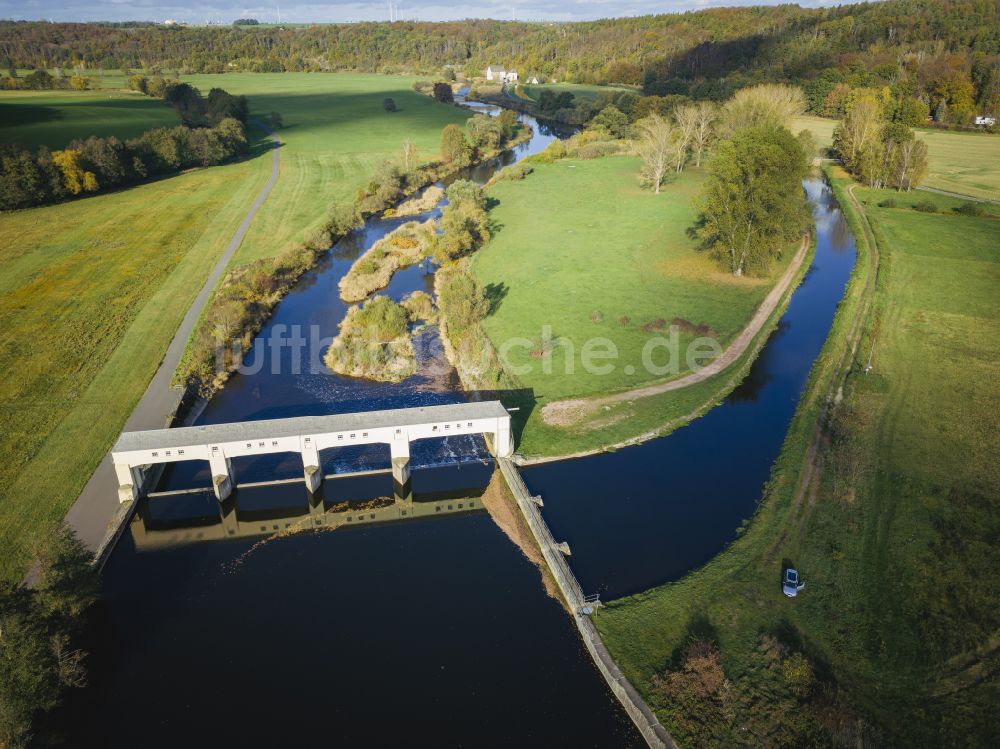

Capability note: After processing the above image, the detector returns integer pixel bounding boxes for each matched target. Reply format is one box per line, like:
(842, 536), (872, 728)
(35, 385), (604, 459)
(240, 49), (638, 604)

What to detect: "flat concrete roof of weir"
(112, 401), (509, 454)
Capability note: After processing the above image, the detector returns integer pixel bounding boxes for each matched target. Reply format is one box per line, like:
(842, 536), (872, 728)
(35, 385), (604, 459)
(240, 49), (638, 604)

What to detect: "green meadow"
(472, 156), (800, 456)
(0, 157), (270, 581)
(596, 171), (1000, 746)
(0, 73), (472, 579)
(0, 89), (178, 150)
(177, 73), (472, 262)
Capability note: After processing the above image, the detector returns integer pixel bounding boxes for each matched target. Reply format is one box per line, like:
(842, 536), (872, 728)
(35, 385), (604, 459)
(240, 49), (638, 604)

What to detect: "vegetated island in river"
(339, 218), (435, 303)
(324, 293), (438, 382)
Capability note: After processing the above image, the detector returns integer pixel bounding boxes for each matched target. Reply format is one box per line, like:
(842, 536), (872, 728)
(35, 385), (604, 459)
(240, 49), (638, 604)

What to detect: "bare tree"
(402, 138), (418, 172)
(892, 138), (928, 191)
(673, 105), (699, 172)
(690, 101), (716, 167)
(635, 114), (676, 193)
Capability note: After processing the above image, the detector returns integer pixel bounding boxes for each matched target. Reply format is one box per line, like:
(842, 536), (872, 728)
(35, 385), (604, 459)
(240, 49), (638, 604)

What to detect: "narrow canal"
(57, 98), (857, 747)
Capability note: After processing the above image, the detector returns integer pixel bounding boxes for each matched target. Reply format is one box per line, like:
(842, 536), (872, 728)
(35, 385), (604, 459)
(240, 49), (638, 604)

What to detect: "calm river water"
(56, 100), (856, 747)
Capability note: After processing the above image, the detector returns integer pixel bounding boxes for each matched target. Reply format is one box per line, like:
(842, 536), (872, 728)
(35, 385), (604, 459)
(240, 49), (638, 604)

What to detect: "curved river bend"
(57, 100), (856, 747)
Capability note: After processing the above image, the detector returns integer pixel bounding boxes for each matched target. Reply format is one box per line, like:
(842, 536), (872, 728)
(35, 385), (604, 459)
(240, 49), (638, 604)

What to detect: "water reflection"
(133, 473), (491, 550)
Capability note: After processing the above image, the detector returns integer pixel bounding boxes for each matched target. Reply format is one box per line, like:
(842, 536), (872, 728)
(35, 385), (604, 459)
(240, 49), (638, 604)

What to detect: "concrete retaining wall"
(496, 458), (676, 749)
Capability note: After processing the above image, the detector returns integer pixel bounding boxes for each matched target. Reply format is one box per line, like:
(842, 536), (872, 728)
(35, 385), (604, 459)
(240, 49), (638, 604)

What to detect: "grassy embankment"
(471, 155), (805, 456)
(792, 114), (1000, 201)
(0, 73), (471, 581)
(595, 167), (1000, 747)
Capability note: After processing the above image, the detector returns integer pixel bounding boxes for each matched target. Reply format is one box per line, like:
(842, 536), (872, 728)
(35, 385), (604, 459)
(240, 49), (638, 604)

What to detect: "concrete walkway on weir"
(63, 121), (281, 554)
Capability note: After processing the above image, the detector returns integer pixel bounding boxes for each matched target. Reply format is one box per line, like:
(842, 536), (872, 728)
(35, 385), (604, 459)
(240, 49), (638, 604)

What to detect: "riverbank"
(594, 168), (1000, 745)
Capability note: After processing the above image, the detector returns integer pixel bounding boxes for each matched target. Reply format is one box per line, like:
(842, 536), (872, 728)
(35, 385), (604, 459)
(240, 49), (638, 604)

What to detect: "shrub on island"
(324, 296), (416, 382)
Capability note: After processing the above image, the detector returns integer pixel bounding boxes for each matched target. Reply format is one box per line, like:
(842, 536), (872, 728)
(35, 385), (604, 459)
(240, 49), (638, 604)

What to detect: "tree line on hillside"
(0, 84), (249, 210)
(0, 0), (996, 123)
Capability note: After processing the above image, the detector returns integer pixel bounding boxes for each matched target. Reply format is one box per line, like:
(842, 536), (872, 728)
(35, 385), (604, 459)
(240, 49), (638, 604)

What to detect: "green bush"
(495, 163), (534, 181)
(914, 200), (937, 213)
(877, 197), (897, 208)
(954, 201), (986, 216)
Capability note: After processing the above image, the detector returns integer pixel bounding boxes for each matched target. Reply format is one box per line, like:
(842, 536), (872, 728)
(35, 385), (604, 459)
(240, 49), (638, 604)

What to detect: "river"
(55, 100), (856, 747)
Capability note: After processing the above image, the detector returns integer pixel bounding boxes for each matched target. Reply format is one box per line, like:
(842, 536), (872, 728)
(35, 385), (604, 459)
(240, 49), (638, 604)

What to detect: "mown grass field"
(472, 156), (800, 456)
(792, 114), (1000, 201)
(596, 170), (1000, 747)
(177, 73), (472, 263)
(0, 156), (271, 581)
(0, 73), (472, 580)
(0, 89), (178, 150)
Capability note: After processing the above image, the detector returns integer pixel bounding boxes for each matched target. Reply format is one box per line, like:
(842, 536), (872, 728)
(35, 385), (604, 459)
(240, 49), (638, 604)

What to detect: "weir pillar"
(495, 416), (513, 459)
(219, 498), (239, 537)
(301, 443), (322, 494)
(209, 455), (234, 502)
(390, 439), (412, 496)
(114, 462), (144, 503)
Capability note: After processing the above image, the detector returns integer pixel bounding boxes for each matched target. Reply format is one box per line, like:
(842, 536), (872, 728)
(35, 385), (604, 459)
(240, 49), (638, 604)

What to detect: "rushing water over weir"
(59, 100), (857, 746)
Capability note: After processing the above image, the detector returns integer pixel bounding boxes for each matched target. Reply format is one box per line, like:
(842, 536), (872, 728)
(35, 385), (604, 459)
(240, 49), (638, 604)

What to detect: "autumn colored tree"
(717, 84), (805, 139)
(440, 123), (469, 164)
(51, 150), (98, 194)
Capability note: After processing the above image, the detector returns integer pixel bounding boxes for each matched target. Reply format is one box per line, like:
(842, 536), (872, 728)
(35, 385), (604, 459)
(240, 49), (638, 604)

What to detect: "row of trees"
(0, 68), (95, 90)
(160, 82), (249, 127)
(0, 118), (248, 210)
(834, 90), (929, 190)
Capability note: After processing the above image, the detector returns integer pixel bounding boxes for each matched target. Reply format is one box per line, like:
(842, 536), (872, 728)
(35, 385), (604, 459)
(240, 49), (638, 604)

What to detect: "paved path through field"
(542, 235), (810, 427)
(64, 122), (281, 554)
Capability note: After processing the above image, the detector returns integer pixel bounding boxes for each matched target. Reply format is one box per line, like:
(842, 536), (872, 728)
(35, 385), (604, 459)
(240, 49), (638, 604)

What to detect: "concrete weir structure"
(111, 402), (512, 502)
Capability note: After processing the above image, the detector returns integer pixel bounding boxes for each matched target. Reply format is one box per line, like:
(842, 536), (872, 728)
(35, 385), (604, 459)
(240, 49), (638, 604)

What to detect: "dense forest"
(1, 0), (997, 121)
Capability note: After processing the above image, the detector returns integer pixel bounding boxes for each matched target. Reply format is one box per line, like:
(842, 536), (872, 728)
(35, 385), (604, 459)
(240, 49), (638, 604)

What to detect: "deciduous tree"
(51, 149), (98, 194)
(718, 84), (805, 139)
(695, 126), (809, 276)
(402, 138), (417, 171)
(635, 114), (676, 193)
(440, 123), (469, 164)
